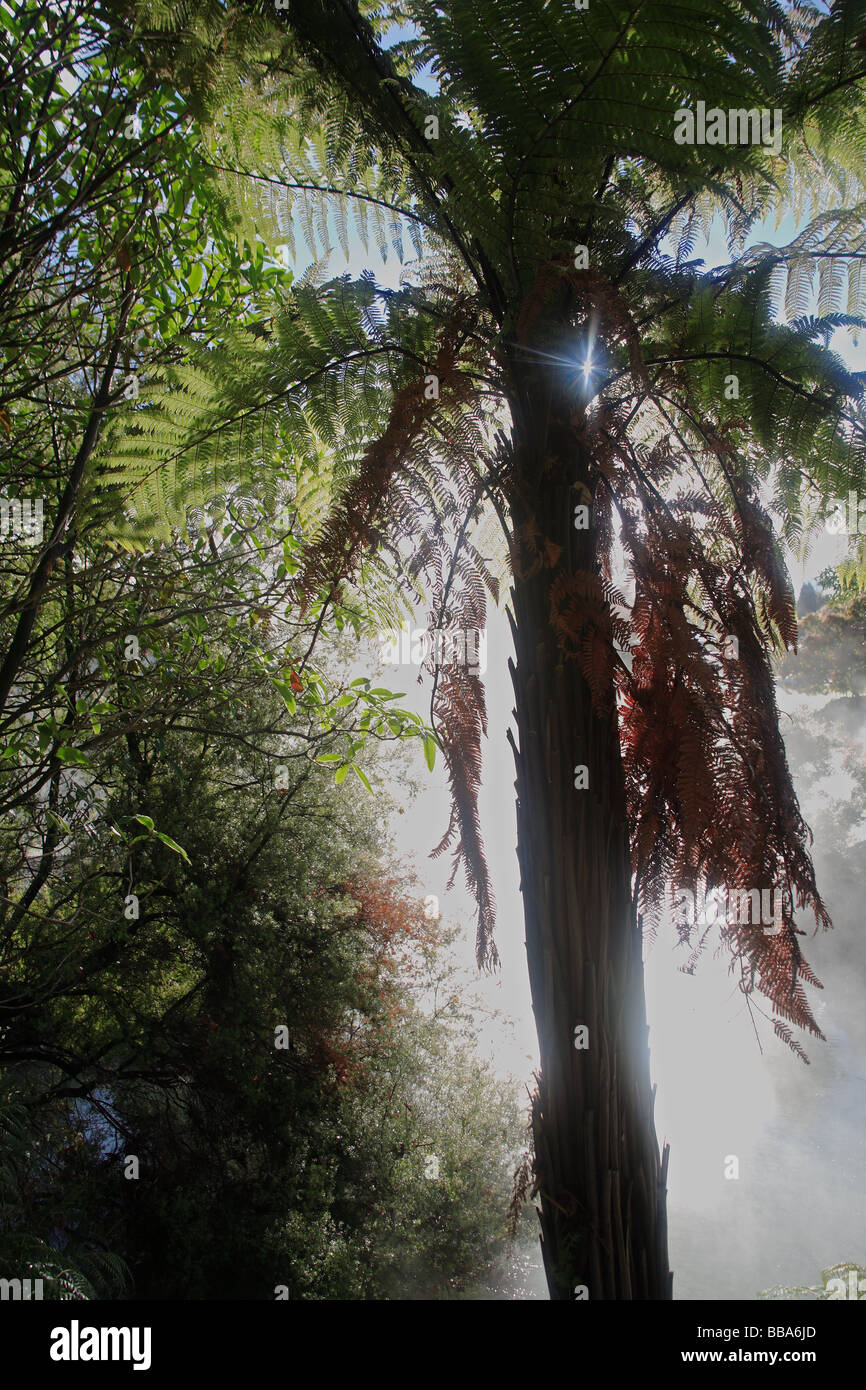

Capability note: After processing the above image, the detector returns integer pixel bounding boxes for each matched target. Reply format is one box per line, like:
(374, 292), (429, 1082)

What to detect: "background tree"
(0, 523), (524, 1299)
(773, 580), (866, 975)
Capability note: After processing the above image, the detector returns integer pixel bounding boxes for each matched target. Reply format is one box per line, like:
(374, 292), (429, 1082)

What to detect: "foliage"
(777, 594), (866, 695)
(0, 717), (524, 1297)
(0, 1088), (130, 1297)
(0, 494), (522, 1298)
(0, 0), (296, 544)
(189, 0), (866, 1055)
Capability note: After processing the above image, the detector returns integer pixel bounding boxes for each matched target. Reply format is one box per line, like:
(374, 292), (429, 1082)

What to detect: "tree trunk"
(504, 340), (672, 1301)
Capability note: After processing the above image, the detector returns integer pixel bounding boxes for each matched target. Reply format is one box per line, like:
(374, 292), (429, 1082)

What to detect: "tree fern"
(223, 0), (866, 1055)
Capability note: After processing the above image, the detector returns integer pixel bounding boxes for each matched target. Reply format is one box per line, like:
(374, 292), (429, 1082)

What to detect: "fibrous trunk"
(505, 345), (672, 1301)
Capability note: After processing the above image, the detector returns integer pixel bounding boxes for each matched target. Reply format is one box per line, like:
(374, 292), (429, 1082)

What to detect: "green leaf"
(334, 764), (350, 785)
(45, 810), (74, 837)
(56, 746), (93, 768)
(272, 679), (296, 715)
(133, 814), (155, 831)
(187, 262), (203, 294)
(422, 734), (437, 771)
(153, 830), (191, 864)
(351, 764), (373, 793)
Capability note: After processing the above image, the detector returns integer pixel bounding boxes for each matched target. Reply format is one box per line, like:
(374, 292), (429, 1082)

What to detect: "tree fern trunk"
(505, 349), (672, 1301)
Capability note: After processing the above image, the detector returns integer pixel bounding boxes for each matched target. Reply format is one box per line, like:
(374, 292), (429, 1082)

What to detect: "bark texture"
(505, 336), (672, 1301)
